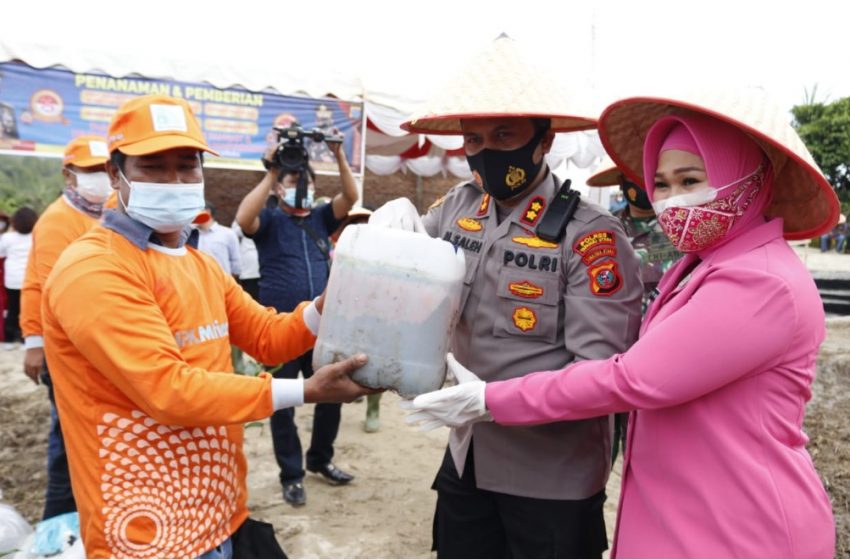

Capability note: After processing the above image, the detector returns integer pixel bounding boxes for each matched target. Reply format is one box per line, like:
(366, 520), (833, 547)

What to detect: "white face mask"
(651, 186), (717, 215)
(118, 170), (205, 234)
(71, 170), (113, 203)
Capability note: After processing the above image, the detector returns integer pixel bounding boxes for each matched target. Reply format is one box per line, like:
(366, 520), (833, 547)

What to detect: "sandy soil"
(0, 297), (847, 557)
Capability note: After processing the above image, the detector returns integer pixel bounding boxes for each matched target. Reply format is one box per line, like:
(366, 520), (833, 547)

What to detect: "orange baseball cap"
(107, 94), (219, 156)
(63, 135), (109, 168)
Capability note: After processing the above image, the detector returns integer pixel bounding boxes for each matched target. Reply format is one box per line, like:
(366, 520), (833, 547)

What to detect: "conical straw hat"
(403, 35), (596, 135)
(586, 156), (622, 187)
(598, 89), (839, 240)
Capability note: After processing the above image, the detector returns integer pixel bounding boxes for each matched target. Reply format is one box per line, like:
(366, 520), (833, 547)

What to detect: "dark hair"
(204, 199), (216, 218)
(12, 207), (37, 234)
(109, 150), (205, 172)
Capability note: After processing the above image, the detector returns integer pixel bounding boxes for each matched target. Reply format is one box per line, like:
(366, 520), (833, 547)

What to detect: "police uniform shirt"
(422, 172), (643, 500)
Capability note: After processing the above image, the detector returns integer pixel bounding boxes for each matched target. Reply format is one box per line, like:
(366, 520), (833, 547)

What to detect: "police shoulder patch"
(573, 230), (617, 265)
(587, 260), (622, 297)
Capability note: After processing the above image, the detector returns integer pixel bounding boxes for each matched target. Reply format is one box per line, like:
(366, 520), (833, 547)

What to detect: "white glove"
(368, 198), (426, 233)
(403, 353), (492, 431)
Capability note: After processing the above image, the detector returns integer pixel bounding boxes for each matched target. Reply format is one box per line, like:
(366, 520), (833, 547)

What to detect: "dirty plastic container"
(313, 224), (465, 397)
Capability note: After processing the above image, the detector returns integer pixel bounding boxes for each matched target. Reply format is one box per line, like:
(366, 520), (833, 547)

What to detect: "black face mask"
(466, 127), (548, 201)
(620, 178), (653, 211)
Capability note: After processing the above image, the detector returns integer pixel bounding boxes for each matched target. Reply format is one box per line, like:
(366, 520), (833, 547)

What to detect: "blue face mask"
(282, 187), (314, 209)
(119, 170), (205, 233)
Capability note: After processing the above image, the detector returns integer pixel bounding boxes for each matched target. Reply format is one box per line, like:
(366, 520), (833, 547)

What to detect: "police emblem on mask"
(627, 187), (638, 202)
(505, 166), (527, 189)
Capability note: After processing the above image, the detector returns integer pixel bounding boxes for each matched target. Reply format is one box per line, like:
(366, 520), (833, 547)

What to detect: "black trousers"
(432, 445), (608, 559)
(5, 287), (20, 342)
(268, 350), (341, 484)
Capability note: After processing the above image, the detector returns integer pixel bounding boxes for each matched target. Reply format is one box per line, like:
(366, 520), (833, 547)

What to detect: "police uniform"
(421, 171), (643, 557)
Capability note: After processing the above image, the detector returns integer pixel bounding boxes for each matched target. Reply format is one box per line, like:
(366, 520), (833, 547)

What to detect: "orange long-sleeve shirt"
(43, 223), (316, 559)
(21, 196), (99, 341)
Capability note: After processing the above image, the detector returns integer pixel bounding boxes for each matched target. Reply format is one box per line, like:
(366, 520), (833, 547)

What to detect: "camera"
(270, 125), (343, 175)
(265, 125), (343, 209)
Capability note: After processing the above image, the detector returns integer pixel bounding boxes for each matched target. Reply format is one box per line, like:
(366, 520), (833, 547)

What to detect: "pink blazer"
(486, 218), (835, 558)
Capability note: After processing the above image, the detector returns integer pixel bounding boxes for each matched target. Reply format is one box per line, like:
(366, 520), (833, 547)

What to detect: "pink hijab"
(642, 114), (774, 247)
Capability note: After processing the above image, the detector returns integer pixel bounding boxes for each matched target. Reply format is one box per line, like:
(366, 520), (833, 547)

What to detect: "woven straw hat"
(402, 35), (596, 135)
(598, 90), (839, 240)
(586, 156), (623, 187)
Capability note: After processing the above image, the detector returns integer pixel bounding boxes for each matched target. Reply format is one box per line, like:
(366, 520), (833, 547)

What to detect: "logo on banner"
(27, 89), (67, 124)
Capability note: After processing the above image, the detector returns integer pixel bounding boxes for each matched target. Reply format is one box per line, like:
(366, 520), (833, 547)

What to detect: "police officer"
(370, 36), (643, 558)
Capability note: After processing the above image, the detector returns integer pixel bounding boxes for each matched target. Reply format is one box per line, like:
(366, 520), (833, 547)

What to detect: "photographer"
(235, 125), (358, 507)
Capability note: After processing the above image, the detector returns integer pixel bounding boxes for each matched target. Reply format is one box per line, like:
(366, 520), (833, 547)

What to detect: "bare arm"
(236, 142), (279, 235)
(236, 171), (277, 235)
(328, 139), (358, 220)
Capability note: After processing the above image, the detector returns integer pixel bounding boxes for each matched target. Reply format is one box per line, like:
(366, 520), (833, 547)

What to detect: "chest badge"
(457, 217), (483, 232)
(521, 196), (546, 226)
(512, 306), (537, 332)
(512, 235), (558, 249)
(508, 280), (544, 299)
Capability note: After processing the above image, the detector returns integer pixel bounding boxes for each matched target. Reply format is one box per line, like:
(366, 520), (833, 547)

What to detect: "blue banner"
(0, 61), (364, 174)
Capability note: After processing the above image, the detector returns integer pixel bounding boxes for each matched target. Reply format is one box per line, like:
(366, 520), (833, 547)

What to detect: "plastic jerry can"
(312, 224), (465, 397)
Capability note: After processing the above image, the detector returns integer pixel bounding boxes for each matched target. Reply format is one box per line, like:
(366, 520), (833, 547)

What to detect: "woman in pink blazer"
(407, 93), (838, 558)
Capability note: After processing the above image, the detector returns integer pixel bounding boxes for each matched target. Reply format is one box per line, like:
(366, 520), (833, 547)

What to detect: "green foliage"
(791, 97), (850, 215)
(0, 155), (64, 214)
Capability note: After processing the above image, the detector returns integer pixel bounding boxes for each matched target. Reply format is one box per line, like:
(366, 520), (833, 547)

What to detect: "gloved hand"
(403, 353), (492, 431)
(368, 198), (426, 233)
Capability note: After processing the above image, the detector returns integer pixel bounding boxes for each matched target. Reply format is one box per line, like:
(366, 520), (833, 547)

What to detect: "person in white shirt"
(232, 220), (261, 301)
(196, 201), (241, 279)
(0, 207), (37, 346)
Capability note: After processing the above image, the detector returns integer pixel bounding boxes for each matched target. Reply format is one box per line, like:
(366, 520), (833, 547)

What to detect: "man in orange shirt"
(42, 94), (375, 559)
(20, 135), (113, 521)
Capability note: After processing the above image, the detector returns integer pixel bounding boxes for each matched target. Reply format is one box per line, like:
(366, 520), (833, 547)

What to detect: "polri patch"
(477, 193), (491, 217)
(574, 230), (617, 265)
(457, 217), (483, 232)
(512, 306), (537, 332)
(521, 196), (546, 226)
(508, 280), (544, 299)
(587, 260), (622, 297)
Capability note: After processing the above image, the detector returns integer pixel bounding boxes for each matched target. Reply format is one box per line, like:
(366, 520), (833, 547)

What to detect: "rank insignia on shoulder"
(457, 217), (483, 232)
(512, 235), (559, 249)
(587, 260), (622, 297)
(477, 193), (491, 217)
(428, 196), (446, 211)
(521, 196), (546, 226)
(574, 230), (617, 265)
(508, 280), (544, 299)
(512, 306), (537, 332)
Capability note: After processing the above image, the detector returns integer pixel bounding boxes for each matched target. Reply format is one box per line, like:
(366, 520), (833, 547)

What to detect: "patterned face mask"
(654, 165), (763, 253)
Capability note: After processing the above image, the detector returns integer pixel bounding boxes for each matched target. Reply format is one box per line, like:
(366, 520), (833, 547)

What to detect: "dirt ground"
(0, 316), (847, 558)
